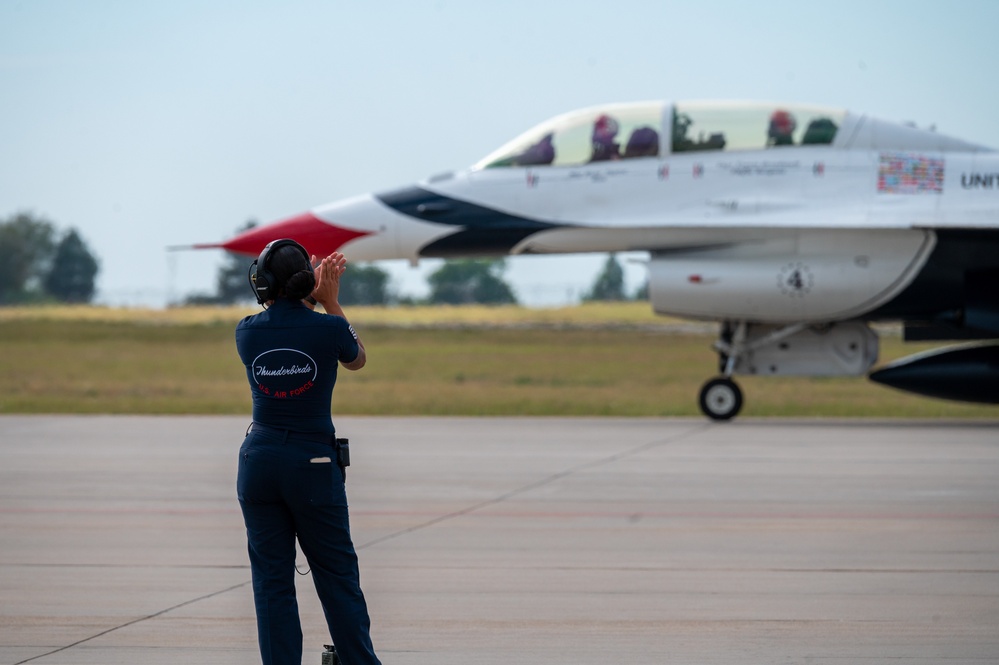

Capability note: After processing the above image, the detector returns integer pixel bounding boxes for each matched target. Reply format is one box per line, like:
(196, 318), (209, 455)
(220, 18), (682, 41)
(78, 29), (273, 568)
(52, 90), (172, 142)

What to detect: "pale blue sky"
(2, 0), (997, 306)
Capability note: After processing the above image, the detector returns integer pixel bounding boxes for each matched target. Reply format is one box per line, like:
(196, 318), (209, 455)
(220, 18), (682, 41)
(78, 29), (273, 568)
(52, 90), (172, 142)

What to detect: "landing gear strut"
(696, 319), (879, 421)
(698, 321), (748, 421)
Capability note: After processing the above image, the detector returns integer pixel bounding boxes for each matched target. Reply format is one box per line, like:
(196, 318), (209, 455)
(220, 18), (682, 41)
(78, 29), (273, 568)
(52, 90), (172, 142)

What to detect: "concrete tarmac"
(1, 415), (997, 665)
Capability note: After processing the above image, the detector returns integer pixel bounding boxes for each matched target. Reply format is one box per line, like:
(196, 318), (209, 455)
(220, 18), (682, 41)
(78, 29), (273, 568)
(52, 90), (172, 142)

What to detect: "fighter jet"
(200, 100), (999, 419)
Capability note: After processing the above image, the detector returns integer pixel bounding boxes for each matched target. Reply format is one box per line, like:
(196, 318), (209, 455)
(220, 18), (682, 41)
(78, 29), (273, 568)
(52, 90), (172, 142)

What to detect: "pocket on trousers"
(236, 435), (280, 504)
(307, 459), (346, 507)
(236, 445), (265, 503)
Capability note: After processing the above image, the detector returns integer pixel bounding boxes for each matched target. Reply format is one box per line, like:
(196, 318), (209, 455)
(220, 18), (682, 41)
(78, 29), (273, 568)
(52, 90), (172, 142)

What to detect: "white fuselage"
(213, 100), (999, 408)
(322, 145), (996, 324)
(231, 101), (997, 326)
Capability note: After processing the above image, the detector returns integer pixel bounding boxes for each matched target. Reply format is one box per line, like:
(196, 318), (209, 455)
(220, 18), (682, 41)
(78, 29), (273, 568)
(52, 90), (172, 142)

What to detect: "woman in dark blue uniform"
(235, 239), (380, 665)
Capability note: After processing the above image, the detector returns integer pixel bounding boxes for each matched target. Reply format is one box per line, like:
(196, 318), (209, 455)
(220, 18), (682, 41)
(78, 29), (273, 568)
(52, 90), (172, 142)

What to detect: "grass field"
(0, 304), (995, 418)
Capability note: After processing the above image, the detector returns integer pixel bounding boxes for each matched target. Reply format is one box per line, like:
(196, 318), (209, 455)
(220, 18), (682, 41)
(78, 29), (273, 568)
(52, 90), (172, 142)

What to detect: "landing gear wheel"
(698, 377), (743, 421)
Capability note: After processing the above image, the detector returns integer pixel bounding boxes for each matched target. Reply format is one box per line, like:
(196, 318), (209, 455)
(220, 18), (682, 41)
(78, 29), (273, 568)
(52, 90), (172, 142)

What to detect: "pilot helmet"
(769, 109), (796, 136)
(593, 114), (619, 140)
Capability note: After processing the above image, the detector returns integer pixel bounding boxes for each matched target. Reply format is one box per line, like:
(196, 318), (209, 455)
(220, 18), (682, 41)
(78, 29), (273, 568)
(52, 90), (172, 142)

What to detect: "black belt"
(246, 422), (334, 445)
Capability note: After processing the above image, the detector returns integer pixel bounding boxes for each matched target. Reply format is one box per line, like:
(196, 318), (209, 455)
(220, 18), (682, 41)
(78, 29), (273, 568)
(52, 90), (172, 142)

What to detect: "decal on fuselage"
(877, 152), (945, 194)
(960, 173), (999, 189)
(717, 160), (801, 177)
(778, 262), (814, 298)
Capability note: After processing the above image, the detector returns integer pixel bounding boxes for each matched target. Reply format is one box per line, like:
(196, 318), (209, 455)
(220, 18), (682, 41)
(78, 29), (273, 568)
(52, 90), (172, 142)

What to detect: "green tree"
(427, 259), (517, 305)
(214, 221), (259, 304)
(43, 229), (100, 303)
(184, 220), (258, 305)
(211, 250), (257, 304)
(0, 212), (57, 304)
(583, 254), (626, 301)
(339, 263), (392, 305)
(633, 279), (649, 301)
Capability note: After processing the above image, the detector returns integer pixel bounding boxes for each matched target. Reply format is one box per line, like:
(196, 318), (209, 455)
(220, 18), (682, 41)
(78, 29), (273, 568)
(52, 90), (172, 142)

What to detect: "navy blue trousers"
(237, 429), (381, 665)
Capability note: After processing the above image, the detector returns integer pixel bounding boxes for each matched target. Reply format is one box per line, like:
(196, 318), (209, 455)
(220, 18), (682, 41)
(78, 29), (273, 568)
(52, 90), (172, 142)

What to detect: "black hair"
(269, 244), (316, 300)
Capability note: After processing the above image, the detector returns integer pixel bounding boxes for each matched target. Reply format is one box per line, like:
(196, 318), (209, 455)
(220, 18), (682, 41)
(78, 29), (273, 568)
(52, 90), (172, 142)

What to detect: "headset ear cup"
(249, 260), (260, 303)
(249, 259), (268, 304)
(251, 246), (276, 304)
(254, 271), (273, 304)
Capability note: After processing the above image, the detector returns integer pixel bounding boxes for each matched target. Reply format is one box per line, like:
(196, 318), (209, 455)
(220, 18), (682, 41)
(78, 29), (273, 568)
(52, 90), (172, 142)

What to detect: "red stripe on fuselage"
(218, 212), (372, 257)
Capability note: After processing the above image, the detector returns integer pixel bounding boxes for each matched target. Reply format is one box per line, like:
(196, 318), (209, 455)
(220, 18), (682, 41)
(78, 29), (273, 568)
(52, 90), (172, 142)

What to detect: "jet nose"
(308, 191), (456, 262)
(211, 210), (374, 258)
(200, 189), (451, 262)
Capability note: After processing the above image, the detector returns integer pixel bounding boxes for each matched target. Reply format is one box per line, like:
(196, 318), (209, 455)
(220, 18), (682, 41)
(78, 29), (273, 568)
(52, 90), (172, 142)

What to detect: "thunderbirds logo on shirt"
(252, 348), (318, 398)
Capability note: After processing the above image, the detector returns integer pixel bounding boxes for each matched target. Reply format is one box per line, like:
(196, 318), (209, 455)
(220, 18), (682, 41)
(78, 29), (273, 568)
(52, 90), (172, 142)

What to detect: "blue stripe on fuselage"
(376, 186), (565, 257)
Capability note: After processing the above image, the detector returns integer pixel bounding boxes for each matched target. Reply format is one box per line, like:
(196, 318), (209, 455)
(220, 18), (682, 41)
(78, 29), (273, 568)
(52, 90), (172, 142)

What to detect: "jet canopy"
(474, 101), (847, 169)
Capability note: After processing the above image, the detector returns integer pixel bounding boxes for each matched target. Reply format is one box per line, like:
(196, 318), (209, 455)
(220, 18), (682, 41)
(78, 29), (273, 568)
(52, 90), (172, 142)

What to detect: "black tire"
(698, 377), (743, 421)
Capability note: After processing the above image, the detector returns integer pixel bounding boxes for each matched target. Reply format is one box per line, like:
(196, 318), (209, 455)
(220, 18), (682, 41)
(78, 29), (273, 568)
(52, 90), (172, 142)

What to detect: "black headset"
(248, 238), (313, 304)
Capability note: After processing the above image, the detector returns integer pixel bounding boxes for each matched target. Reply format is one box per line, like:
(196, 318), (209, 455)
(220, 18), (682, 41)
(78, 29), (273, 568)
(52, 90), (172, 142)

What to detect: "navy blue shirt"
(235, 298), (359, 436)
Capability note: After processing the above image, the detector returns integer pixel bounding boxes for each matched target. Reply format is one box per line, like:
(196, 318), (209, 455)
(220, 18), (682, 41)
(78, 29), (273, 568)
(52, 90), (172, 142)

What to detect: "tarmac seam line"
(11, 580), (250, 665)
(355, 422), (712, 551)
(12, 421), (710, 663)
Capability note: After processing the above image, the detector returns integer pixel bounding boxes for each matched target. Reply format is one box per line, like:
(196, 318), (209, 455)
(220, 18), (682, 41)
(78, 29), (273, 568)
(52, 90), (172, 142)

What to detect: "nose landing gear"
(698, 376), (744, 421)
(695, 319), (878, 421)
(698, 321), (747, 421)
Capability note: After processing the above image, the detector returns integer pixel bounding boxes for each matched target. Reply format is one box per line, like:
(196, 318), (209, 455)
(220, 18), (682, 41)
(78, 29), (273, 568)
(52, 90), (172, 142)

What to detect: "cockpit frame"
(472, 100), (847, 171)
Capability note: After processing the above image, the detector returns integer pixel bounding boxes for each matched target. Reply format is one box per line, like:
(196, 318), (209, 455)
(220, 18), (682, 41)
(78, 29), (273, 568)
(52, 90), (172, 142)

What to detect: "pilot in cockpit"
(590, 114), (621, 161)
(767, 109), (797, 146)
(516, 132), (555, 166)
